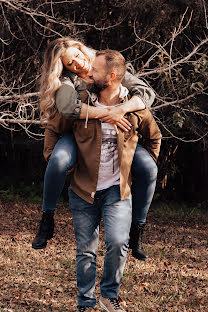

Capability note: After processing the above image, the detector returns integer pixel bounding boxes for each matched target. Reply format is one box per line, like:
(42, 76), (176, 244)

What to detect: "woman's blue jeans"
(42, 134), (77, 212)
(131, 144), (158, 224)
(42, 134), (157, 224)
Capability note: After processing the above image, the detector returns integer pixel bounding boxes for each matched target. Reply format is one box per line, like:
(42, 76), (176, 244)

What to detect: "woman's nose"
(76, 58), (84, 66)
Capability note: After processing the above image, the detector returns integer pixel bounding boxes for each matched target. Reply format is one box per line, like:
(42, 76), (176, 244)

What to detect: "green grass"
(0, 182), (67, 204)
(150, 200), (207, 218)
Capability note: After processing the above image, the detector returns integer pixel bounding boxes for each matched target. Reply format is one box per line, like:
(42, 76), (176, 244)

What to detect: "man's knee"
(106, 235), (129, 249)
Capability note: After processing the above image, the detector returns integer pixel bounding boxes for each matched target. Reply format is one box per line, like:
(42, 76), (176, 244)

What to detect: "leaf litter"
(0, 201), (207, 311)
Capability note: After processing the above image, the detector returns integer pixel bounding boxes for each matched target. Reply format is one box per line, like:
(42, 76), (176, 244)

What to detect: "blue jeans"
(42, 135), (157, 224)
(42, 133), (77, 212)
(69, 185), (132, 307)
(131, 144), (158, 224)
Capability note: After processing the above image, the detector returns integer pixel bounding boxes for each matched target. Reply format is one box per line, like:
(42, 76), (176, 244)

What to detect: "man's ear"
(110, 72), (116, 81)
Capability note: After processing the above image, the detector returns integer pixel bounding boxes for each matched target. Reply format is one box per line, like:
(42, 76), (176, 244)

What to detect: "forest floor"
(0, 200), (207, 312)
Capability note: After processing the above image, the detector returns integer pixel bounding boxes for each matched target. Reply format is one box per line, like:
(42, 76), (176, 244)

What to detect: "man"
(67, 50), (161, 312)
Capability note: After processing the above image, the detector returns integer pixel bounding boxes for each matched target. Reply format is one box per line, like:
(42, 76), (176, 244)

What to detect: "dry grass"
(0, 201), (207, 312)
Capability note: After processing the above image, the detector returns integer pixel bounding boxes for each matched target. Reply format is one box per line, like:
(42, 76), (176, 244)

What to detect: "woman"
(32, 37), (158, 261)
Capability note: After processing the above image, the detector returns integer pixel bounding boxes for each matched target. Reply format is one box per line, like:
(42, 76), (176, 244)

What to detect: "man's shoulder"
(132, 107), (150, 118)
(130, 108), (156, 126)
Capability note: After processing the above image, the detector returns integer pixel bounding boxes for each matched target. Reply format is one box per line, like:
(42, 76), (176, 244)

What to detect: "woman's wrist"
(123, 96), (146, 113)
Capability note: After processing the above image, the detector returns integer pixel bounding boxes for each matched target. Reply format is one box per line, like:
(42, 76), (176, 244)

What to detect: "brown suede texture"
(43, 105), (161, 204)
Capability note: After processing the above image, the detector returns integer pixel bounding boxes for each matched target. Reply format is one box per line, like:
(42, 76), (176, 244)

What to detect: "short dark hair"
(96, 49), (126, 81)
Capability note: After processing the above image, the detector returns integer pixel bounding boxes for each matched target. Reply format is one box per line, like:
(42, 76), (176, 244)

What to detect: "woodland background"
(0, 0), (208, 202)
(0, 2), (208, 312)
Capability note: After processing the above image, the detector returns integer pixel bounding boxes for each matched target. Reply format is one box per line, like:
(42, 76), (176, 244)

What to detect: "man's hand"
(96, 106), (132, 132)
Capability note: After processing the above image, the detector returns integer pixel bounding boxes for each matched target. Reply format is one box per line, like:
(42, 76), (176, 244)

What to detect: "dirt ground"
(0, 201), (207, 312)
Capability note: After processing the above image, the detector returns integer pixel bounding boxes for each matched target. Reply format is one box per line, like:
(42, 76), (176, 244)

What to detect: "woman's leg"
(131, 144), (158, 224)
(32, 133), (77, 249)
(42, 133), (77, 212)
(130, 144), (158, 260)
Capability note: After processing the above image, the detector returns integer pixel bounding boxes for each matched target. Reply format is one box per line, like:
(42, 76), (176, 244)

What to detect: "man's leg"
(69, 188), (101, 308)
(100, 185), (132, 298)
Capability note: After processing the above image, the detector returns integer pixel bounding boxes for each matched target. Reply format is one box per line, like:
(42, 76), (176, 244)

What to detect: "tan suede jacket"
(44, 102), (162, 204)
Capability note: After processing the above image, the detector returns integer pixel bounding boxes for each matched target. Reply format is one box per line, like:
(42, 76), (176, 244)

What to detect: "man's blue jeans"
(43, 134), (157, 224)
(69, 185), (132, 307)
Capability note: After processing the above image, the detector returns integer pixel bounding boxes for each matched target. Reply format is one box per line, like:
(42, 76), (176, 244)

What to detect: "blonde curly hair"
(39, 37), (95, 121)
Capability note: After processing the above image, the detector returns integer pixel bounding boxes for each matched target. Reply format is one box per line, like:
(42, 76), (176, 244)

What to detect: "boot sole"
(132, 252), (148, 261)
(32, 243), (47, 249)
(31, 234), (53, 250)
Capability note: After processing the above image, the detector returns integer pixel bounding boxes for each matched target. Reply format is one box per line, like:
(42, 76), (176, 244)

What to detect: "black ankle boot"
(32, 211), (54, 249)
(129, 223), (147, 261)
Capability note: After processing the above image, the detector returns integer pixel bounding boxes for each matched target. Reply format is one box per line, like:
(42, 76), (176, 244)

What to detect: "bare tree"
(0, 0), (207, 145)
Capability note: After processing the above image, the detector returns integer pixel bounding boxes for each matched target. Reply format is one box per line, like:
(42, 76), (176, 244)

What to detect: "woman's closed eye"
(68, 54), (79, 66)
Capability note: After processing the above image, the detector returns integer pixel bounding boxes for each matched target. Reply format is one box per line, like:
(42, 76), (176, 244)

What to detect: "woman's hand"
(96, 106), (132, 132)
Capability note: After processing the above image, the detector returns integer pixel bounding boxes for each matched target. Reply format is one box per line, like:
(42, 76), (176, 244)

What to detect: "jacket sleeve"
(43, 112), (73, 162)
(55, 79), (82, 119)
(122, 71), (155, 108)
(136, 109), (162, 163)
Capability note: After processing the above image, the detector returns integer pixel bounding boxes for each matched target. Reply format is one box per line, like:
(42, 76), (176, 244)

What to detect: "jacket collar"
(62, 71), (80, 89)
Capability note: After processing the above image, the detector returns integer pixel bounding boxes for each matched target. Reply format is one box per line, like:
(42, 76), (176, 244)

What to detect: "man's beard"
(87, 80), (108, 94)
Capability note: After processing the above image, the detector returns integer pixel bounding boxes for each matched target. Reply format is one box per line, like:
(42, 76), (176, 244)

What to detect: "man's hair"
(96, 49), (126, 81)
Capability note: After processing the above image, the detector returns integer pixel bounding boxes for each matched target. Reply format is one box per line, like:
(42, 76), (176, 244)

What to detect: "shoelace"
(109, 298), (122, 310)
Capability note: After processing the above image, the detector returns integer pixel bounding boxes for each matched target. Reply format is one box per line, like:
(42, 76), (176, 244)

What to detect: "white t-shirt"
(96, 122), (120, 191)
(90, 86), (129, 191)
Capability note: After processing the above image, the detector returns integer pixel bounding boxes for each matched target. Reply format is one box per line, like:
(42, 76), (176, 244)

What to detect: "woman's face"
(62, 47), (90, 75)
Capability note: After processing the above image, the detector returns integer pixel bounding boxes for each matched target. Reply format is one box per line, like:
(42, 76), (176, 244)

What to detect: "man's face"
(87, 55), (110, 93)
